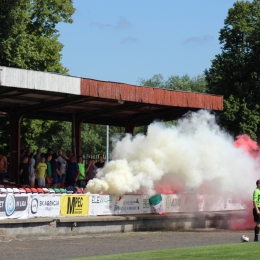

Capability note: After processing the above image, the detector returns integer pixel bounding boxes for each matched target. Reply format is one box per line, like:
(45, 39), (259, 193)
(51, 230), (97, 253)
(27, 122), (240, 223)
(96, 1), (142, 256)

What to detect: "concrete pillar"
(10, 115), (21, 183)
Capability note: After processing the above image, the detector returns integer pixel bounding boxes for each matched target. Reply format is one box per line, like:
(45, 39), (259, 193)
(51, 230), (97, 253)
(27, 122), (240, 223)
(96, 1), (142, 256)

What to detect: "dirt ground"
(0, 230), (252, 260)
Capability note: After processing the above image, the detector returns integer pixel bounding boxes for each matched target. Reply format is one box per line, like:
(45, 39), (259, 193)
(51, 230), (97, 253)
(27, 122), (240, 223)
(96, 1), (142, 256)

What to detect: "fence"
(82, 154), (112, 165)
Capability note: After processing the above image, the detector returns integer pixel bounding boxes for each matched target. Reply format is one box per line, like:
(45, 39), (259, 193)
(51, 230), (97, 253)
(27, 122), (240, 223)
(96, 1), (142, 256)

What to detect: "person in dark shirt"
(19, 156), (29, 187)
(95, 154), (105, 169)
(51, 154), (61, 188)
(66, 155), (80, 187)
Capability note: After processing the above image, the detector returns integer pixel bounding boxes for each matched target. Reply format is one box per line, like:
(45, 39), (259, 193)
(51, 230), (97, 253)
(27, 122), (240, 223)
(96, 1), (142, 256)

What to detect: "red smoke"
(153, 134), (258, 230)
(229, 201), (254, 230)
(231, 134), (260, 230)
(234, 134), (260, 158)
(154, 183), (174, 194)
(154, 178), (184, 194)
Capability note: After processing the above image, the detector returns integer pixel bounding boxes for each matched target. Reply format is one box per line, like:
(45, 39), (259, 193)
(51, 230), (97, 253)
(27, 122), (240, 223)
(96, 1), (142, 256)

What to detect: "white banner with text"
(88, 194), (116, 216)
(28, 194), (61, 218)
(0, 194), (29, 219)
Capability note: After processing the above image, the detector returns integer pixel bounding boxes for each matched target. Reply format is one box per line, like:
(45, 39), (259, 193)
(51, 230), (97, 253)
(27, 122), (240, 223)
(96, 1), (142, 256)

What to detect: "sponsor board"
(162, 194), (243, 213)
(114, 195), (141, 215)
(224, 198), (245, 210)
(0, 194), (29, 219)
(204, 195), (225, 211)
(140, 194), (152, 214)
(179, 194), (205, 212)
(197, 195), (205, 211)
(203, 195), (244, 211)
(28, 194), (60, 218)
(163, 194), (182, 213)
(60, 195), (89, 216)
(88, 194), (116, 216)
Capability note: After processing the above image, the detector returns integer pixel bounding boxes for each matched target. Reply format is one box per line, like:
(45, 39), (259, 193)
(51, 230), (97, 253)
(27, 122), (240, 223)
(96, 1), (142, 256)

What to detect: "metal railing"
(82, 154), (112, 165)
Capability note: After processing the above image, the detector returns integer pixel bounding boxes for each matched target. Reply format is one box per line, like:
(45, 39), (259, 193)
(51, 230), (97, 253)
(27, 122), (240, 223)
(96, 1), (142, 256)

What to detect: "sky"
(57, 0), (236, 85)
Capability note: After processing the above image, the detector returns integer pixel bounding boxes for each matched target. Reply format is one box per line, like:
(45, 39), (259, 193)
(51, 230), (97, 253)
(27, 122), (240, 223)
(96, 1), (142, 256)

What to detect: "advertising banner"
(88, 194), (116, 216)
(197, 194), (205, 211)
(114, 195), (141, 215)
(60, 195), (89, 216)
(0, 194), (29, 219)
(204, 195), (228, 211)
(204, 196), (245, 211)
(179, 194), (205, 212)
(140, 194), (152, 214)
(163, 194), (182, 213)
(28, 194), (60, 218)
(224, 198), (245, 210)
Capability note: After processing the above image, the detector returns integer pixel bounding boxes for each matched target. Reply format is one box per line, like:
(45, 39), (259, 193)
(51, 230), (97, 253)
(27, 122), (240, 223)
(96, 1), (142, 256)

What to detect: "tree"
(0, 0), (75, 160)
(205, 0), (260, 140)
(139, 74), (207, 93)
(0, 0), (75, 73)
(20, 119), (72, 153)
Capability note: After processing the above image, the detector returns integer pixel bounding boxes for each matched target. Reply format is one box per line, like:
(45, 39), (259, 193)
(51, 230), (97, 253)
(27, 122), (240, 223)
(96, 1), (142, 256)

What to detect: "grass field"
(63, 242), (260, 260)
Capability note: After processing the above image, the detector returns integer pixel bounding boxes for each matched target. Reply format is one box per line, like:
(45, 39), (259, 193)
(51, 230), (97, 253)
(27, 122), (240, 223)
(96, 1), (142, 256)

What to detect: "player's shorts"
(253, 208), (260, 222)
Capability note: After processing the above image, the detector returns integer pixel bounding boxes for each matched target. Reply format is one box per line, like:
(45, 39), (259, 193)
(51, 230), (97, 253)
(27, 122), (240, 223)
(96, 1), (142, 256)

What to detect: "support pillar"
(10, 115), (21, 183)
(72, 115), (83, 158)
(125, 123), (135, 135)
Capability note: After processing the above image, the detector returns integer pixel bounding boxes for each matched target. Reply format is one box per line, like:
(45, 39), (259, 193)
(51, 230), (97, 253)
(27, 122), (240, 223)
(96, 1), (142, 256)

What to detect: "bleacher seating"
(0, 180), (82, 195)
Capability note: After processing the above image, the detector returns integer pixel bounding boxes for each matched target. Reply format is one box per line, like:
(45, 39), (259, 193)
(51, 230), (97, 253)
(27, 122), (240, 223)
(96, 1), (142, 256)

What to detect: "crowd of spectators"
(19, 147), (105, 189)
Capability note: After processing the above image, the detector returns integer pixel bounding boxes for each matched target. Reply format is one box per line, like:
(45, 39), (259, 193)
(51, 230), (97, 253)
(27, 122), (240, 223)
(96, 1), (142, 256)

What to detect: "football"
(241, 235), (250, 242)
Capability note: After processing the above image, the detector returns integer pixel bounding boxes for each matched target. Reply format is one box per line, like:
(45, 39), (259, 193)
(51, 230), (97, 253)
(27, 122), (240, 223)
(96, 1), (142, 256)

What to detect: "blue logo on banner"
(5, 194), (15, 216)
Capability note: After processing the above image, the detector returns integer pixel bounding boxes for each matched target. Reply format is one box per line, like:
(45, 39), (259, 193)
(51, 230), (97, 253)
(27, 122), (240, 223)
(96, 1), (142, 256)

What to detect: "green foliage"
(134, 125), (148, 135)
(0, 0), (75, 73)
(81, 124), (106, 155)
(221, 96), (260, 139)
(205, 0), (260, 140)
(139, 74), (166, 89)
(18, 120), (126, 158)
(20, 119), (71, 153)
(139, 74), (207, 92)
(166, 74), (207, 92)
(82, 125), (125, 156)
(0, 0), (76, 158)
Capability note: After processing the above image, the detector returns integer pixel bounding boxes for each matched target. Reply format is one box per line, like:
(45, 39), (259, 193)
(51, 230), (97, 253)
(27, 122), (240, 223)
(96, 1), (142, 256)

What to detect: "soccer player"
(253, 179), (260, 242)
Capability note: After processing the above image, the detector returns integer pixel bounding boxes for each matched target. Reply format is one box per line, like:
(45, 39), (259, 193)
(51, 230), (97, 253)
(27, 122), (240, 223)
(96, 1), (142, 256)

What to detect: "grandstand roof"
(0, 66), (223, 126)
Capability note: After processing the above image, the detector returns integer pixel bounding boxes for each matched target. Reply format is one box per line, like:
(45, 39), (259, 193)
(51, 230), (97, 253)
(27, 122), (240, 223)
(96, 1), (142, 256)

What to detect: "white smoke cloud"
(87, 110), (257, 198)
